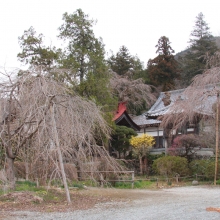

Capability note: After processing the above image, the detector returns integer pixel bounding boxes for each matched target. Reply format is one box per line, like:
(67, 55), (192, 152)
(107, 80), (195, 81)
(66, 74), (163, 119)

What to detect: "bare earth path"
(1, 186), (220, 220)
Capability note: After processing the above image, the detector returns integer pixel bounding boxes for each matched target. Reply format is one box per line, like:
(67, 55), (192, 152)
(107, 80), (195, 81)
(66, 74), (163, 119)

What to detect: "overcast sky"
(0, 0), (220, 70)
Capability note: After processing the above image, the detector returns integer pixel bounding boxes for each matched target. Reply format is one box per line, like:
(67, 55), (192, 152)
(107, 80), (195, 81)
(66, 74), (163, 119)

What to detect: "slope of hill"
(175, 36), (220, 59)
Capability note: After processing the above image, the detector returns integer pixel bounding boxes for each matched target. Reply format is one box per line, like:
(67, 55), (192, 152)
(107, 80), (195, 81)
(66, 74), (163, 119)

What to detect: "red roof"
(113, 102), (127, 121)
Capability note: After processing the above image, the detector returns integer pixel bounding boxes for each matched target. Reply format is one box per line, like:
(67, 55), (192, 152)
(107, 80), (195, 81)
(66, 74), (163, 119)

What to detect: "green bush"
(152, 156), (189, 177)
(189, 159), (220, 179)
(216, 180), (220, 185)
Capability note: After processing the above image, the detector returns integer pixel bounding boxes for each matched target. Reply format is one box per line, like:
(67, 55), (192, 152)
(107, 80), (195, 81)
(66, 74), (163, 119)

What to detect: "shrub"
(152, 156), (189, 177)
(168, 134), (202, 162)
(189, 159), (220, 179)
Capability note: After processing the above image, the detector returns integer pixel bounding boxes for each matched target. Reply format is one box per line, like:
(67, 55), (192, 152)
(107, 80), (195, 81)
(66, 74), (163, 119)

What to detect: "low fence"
(77, 171), (135, 188)
(77, 171), (220, 188)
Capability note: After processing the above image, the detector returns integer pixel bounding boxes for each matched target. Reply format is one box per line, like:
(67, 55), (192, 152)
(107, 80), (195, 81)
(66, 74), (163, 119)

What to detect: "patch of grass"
(114, 180), (153, 189)
(15, 180), (45, 192)
(134, 180), (153, 188)
(71, 180), (97, 188)
(42, 189), (65, 203)
(114, 182), (131, 189)
(71, 182), (84, 189)
(50, 179), (63, 187)
(16, 180), (36, 187)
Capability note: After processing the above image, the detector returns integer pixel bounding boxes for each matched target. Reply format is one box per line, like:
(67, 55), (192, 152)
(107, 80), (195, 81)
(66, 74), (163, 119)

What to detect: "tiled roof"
(132, 115), (161, 127)
(145, 85), (218, 118)
(146, 89), (185, 117)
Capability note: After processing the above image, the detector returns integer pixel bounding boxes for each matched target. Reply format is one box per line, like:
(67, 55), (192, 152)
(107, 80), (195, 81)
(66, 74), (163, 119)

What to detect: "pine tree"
(111, 125), (137, 159)
(108, 46), (149, 84)
(179, 12), (218, 86)
(108, 46), (135, 75)
(58, 9), (117, 111)
(147, 36), (179, 91)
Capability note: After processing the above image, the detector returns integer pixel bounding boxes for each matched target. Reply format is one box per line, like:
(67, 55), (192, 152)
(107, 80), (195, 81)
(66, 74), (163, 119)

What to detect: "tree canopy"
(17, 26), (59, 70)
(58, 9), (107, 84)
(0, 68), (122, 192)
(147, 36), (180, 91)
(108, 46), (135, 76)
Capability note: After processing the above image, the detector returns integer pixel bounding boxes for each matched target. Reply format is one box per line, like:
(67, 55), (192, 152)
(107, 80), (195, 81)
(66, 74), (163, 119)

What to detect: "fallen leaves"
(206, 207), (220, 213)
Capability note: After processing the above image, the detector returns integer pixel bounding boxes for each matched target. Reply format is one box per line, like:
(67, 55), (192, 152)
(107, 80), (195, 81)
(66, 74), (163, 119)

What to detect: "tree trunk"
(6, 156), (15, 190)
(51, 105), (71, 204)
(57, 146), (71, 204)
(139, 156), (143, 175)
(143, 157), (148, 175)
(25, 162), (29, 180)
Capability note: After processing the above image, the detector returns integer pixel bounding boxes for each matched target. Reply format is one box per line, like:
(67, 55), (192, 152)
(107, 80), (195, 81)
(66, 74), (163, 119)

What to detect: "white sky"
(0, 0), (220, 70)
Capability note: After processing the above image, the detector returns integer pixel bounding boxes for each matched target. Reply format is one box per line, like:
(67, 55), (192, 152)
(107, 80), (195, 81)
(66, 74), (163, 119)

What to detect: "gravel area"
(1, 186), (220, 220)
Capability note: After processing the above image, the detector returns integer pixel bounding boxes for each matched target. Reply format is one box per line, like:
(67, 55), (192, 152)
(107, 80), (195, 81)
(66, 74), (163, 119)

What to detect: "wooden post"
(100, 173), (104, 187)
(131, 171), (134, 189)
(175, 174), (179, 183)
(51, 105), (71, 204)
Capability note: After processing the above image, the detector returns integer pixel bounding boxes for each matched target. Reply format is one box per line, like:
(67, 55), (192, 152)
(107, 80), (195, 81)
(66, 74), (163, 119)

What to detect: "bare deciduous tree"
(0, 68), (123, 202)
(109, 71), (155, 114)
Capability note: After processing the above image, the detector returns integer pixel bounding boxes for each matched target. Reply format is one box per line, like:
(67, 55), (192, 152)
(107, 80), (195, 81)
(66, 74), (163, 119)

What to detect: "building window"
(153, 136), (164, 148)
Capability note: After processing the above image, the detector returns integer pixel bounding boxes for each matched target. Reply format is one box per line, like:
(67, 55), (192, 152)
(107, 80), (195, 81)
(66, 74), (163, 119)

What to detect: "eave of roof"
(132, 114), (161, 127)
(113, 102), (140, 131)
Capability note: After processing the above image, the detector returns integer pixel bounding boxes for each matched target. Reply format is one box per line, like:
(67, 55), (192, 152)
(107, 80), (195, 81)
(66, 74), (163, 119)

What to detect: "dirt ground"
(1, 186), (220, 219)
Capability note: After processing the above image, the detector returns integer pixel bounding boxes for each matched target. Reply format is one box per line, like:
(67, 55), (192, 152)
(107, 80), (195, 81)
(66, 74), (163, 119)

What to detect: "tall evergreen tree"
(108, 45), (133, 75)
(179, 12), (218, 86)
(108, 45), (149, 85)
(58, 9), (117, 112)
(58, 9), (106, 84)
(147, 36), (179, 91)
(108, 46), (143, 76)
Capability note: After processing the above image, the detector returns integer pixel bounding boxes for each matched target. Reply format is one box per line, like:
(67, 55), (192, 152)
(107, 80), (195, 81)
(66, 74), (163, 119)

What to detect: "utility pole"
(214, 93), (219, 185)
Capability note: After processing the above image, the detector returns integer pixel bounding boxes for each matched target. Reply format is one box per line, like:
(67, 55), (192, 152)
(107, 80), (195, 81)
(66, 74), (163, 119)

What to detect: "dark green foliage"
(58, 9), (106, 84)
(108, 46), (146, 80)
(179, 12), (218, 86)
(76, 71), (118, 112)
(17, 26), (59, 70)
(147, 36), (180, 91)
(152, 156), (189, 176)
(111, 125), (137, 158)
(58, 9), (117, 111)
(189, 159), (220, 179)
(108, 46), (135, 75)
(147, 153), (165, 174)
